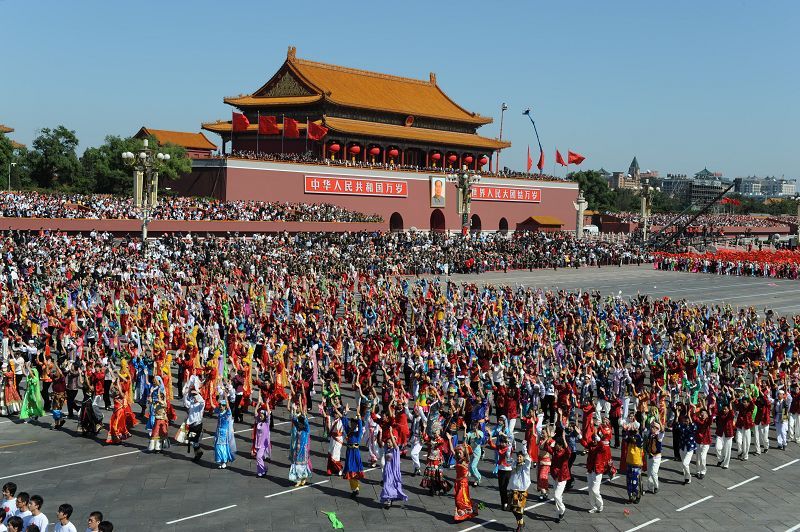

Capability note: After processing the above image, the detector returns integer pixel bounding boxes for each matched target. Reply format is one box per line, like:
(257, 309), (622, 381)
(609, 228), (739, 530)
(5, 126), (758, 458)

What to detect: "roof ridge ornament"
(287, 46), (297, 60)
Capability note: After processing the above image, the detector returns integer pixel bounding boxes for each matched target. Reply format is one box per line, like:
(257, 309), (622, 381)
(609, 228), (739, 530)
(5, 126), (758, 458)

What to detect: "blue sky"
(3, 0), (798, 178)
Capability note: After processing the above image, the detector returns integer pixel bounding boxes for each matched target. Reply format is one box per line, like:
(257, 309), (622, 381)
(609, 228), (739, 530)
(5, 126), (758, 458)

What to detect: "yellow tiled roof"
(136, 127), (217, 150)
(201, 120), (312, 133)
(223, 95), (322, 107)
(242, 47), (492, 125)
(323, 116), (510, 150)
(528, 215), (564, 226)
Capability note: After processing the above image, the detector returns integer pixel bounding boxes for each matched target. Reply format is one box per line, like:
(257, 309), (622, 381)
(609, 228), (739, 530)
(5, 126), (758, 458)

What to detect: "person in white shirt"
(508, 441), (532, 532)
(54, 503), (77, 532)
(22, 494), (47, 531)
(1, 483), (16, 525)
(85, 510), (103, 532)
(11, 493), (30, 525)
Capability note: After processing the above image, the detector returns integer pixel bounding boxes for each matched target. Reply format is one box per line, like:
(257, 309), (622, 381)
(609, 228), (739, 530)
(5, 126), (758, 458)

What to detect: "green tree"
(28, 126), (88, 191)
(0, 134), (35, 190)
(82, 135), (191, 195)
(611, 188), (641, 212)
(570, 170), (615, 211)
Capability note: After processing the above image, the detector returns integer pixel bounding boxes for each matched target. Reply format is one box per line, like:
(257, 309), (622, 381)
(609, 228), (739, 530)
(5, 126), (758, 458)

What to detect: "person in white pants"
(773, 390), (792, 450)
(715, 403), (735, 469)
(645, 421), (664, 493)
(692, 407), (712, 479)
(787, 387), (799, 444)
(754, 392), (772, 454)
(735, 396), (755, 461)
(676, 412), (697, 485)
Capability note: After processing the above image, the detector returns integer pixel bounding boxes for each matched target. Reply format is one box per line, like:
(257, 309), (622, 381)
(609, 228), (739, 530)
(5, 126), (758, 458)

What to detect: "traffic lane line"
(0, 450), (141, 481)
(263, 466), (379, 499)
(786, 523), (800, 532)
(675, 494), (714, 512)
(166, 504), (237, 525)
(773, 458), (799, 471)
(727, 475), (759, 490)
(625, 518), (661, 532)
(0, 440), (37, 449)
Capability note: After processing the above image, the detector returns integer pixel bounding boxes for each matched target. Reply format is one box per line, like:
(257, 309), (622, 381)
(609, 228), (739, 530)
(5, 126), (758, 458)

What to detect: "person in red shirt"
(583, 418), (611, 513)
(714, 402), (736, 469)
(789, 383), (800, 444)
(692, 406), (713, 479)
(754, 388), (772, 454)
(734, 394), (756, 460)
(550, 432), (571, 523)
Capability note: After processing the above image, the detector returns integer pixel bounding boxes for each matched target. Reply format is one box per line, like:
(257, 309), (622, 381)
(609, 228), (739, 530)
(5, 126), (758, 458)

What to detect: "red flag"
(556, 149), (566, 166)
(537, 149), (545, 171)
(283, 117), (300, 138)
(568, 150), (585, 165)
(307, 121), (328, 141)
(258, 115), (279, 135)
(526, 146), (533, 172)
(232, 112), (250, 132)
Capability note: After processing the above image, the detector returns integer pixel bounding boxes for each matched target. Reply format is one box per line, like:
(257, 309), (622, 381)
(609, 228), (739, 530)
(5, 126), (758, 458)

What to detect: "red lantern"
(388, 148), (399, 158)
(329, 143), (341, 153)
(479, 155), (489, 166)
(369, 147), (380, 156)
(349, 145), (361, 154)
(447, 154), (458, 163)
(431, 152), (441, 161)
(464, 155), (474, 164)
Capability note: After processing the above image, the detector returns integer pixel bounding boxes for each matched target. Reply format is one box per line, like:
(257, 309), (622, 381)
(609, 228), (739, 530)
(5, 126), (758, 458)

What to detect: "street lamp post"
(573, 190), (588, 239)
(496, 103), (508, 175)
(7, 162), (16, 191)
(121, 139), (170, 259)
(448, 165), (481, 237)
(639, 176), (660, 246)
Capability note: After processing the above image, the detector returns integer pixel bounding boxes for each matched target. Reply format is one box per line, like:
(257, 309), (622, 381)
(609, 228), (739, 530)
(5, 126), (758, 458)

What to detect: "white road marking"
(727, 475), (759, 490)
(263, 466), (378, 499)
(773, 458), (799, 471)
(675, 494), (714, 512)
(166, 504), (237, 524)
(0, 450), (140, 481)
(785, 523), (800, 532)
(625, 518), (662, 532)
(460, 519), (497, 531)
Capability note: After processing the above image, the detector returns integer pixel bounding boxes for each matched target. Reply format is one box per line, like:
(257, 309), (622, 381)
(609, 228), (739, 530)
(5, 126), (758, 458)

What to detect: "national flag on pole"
(258, 115), (279, 134)
(556, 149), (567, 166)
(283, 117), (300, 138)
(232, 112), (250, 132)
(526, 146), (533, 172)
(307, 120), (329, 141)
(567, 150), (585, 165)
(537, 148), (545, 171)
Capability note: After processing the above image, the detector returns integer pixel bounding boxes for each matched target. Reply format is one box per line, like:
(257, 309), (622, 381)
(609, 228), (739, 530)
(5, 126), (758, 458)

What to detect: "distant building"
(606, 157), (646, 190)
(134, 127), (217, 159)
(0, 124), (26, 149)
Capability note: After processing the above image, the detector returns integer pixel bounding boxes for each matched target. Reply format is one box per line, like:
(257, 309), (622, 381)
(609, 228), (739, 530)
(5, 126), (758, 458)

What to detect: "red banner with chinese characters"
(304, 176), (408, 197)
(471, 185), (541, 203)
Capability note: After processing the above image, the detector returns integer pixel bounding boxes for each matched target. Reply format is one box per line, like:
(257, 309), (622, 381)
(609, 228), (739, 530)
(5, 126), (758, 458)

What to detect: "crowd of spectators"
(0, 192), (383, 223)
(614, 211), (786, 228)
(228, 150), (570, 182)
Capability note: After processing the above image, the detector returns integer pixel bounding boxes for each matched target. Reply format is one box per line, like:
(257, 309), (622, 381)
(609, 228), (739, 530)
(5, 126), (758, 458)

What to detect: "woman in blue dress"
(214, 398), (236, 469)
(342, 404), (365, 497)
(288, 402), (312, 486)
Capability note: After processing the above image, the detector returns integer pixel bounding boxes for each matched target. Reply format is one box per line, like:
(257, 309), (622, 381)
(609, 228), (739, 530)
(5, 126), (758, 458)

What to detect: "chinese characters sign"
(471, 185), (541, 203)
(304, 176), (408, 197)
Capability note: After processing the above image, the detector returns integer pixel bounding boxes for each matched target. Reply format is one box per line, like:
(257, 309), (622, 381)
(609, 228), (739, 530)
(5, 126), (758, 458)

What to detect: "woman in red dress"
(453, 444), (477, 522)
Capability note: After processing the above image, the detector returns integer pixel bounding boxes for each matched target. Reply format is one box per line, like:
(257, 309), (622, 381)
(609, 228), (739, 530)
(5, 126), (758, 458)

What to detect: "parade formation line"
(773, 458), (799, 471)
(165, 504), (238, 525)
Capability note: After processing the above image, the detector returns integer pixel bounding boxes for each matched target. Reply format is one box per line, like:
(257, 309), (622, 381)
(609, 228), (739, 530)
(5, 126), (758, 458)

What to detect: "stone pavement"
(2, 267), (800, 531)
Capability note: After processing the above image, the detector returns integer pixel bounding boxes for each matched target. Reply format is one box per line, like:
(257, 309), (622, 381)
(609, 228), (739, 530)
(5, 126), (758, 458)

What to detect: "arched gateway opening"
(389, 212), (404, 232)
(430, 209), (445, 232)
(471, 214), (482, 233)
